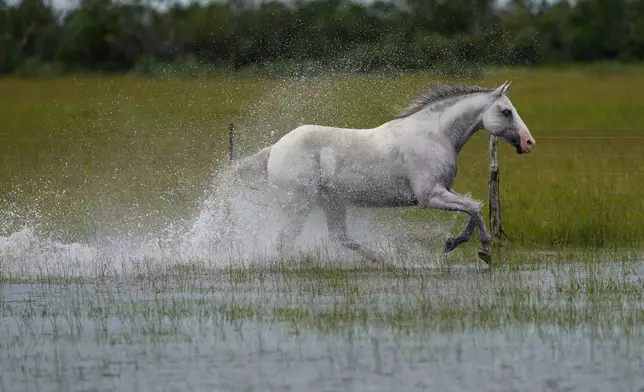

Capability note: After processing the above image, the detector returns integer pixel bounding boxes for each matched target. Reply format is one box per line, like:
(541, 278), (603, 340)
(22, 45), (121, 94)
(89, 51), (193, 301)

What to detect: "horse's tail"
(229, 145), (272, 179)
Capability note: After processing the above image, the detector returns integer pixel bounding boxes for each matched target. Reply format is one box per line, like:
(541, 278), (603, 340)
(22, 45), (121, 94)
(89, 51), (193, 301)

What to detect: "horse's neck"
(412, 93), (489, 153)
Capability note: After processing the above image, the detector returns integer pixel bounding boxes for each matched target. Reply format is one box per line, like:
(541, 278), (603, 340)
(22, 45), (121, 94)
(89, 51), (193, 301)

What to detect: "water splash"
(0, 162), (450, 280)
(0, 75), (452, 280)
(2, 197), (449, 282)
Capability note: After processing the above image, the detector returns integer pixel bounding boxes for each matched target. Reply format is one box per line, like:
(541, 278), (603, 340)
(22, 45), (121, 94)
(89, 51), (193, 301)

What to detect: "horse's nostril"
(526, 139), (534, 146)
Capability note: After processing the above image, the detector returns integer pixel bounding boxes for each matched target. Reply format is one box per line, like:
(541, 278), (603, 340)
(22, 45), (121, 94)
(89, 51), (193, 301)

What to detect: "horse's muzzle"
(519, 130), (536, 154)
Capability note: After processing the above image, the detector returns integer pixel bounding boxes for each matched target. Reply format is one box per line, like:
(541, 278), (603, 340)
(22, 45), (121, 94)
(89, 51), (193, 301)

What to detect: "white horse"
(231, 81), (535, 264)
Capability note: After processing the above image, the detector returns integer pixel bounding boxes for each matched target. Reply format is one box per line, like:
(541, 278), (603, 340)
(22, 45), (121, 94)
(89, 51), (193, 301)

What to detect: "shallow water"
(2, 256), (644, 392)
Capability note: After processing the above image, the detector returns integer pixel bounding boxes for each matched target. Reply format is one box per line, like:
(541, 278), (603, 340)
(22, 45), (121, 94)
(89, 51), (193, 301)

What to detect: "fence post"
(228, 122), (235, 165)
(219, 122), (235, 242)
(488, 134), (502, 241)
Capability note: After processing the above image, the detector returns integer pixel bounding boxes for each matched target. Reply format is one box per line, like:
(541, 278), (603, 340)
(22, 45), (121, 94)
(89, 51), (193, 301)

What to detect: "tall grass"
(1, 65), (643, 248)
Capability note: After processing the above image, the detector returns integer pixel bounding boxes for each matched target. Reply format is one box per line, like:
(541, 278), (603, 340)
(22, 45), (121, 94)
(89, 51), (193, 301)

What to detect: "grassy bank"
(1, 65), (643, 249)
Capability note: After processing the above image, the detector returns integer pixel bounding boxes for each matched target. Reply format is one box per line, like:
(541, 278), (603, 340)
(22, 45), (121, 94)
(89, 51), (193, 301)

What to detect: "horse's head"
(481, 81), (535, 155)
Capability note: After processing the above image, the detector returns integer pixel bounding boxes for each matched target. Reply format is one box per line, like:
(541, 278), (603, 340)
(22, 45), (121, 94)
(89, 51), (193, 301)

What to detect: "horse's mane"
(394, 83), (494, 119)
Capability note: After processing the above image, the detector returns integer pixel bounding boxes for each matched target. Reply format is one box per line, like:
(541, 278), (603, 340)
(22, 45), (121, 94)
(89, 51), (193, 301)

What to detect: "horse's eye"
(502, 109), (512, 117)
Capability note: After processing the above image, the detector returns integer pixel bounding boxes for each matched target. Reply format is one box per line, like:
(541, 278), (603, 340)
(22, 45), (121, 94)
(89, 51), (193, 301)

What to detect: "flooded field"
(2, 250), (644, 392)
(2, 68), (644, 391)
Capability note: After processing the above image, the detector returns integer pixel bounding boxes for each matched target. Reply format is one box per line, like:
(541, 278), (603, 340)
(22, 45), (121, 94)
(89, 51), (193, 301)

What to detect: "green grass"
(1, 65), (644, 248)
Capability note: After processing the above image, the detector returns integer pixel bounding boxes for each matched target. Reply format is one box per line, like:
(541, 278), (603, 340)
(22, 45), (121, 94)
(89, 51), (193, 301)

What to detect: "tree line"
(1, 0), (642, 76)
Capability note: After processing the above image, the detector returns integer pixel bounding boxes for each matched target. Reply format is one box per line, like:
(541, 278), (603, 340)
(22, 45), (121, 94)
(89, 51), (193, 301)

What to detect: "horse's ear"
(494, 81), (512, 96)
(493, 81), (508, 96)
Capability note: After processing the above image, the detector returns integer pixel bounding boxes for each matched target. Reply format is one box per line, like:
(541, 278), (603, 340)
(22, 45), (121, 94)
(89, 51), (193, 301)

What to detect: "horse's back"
(266, 123), (417, 207)
(267, 124), (369, 185)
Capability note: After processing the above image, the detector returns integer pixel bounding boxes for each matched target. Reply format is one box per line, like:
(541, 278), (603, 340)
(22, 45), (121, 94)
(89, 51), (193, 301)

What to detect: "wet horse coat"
(231, 82), (535, 264)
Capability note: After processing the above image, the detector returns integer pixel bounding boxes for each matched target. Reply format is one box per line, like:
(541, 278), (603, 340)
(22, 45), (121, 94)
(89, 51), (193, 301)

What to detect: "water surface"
(2, 255), (644, 392)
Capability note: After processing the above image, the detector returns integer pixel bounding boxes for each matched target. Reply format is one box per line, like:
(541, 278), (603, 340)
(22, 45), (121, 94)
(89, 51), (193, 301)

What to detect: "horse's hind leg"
(275, 187), (313, 254)
(320, 193), (381, 263)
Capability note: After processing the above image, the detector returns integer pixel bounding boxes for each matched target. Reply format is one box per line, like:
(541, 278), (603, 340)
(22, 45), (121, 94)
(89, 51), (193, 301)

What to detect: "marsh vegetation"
(3, 250), (644, 391)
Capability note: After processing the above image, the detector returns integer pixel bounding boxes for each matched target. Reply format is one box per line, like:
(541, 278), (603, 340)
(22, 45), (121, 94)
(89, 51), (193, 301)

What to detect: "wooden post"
(222, 123), (235, 232)
(488, 134), (502, 240)
(228, 122), (235, 165)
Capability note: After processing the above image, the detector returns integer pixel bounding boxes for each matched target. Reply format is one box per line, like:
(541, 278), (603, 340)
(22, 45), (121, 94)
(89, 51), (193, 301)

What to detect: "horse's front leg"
(422, 187), (492, 264)
(444, 216), (476, 253)
(444, 189), (477, 253)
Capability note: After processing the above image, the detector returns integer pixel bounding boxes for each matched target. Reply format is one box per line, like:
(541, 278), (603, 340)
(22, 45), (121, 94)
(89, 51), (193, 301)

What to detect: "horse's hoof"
(444, 237), (458, 253)
(477, 249), (492, 265)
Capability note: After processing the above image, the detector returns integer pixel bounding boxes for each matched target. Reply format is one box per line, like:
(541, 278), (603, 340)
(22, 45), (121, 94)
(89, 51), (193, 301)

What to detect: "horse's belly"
(317, 138), (417, 207)
(330, 174), (418, 208)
